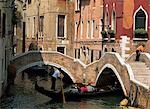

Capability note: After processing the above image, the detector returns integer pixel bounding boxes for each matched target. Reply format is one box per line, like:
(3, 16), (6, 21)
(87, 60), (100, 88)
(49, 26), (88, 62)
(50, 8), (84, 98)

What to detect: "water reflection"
(0, 72), (123, 109)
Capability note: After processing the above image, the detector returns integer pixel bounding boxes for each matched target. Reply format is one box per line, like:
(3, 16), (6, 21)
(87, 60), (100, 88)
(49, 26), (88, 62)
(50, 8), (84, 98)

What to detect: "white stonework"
(120, 36), (130, 60)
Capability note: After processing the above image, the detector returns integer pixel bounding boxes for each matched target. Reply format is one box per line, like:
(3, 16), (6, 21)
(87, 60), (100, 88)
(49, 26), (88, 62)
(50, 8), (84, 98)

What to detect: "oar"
(60, 74), (66, 103)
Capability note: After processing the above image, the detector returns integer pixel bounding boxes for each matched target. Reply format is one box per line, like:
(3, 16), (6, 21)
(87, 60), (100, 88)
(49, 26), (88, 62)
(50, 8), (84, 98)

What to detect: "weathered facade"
(23, 0), (74, 56)
(14, 0), (24, 54)
(103, 0), (150, 53)
(0, 0), (15, 97)
(74, 0), (103, 63)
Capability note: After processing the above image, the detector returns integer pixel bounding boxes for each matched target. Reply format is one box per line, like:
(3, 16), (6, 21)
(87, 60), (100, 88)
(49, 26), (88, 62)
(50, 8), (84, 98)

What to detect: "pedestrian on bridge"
(135, 44), (145, 61)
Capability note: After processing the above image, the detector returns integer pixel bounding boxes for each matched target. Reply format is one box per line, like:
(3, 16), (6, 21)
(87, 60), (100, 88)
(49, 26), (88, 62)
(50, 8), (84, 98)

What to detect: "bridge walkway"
(129, 62), (150, 86)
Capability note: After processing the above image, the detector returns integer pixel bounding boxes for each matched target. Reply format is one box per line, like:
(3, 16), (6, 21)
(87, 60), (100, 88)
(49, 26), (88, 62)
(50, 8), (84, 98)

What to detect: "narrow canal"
(0, 70), (125, 109)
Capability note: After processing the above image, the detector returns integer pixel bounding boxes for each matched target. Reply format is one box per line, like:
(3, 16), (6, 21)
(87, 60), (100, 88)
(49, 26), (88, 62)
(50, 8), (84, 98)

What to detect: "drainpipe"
(102, 0), (105, 31)
(37, 0), (40, 50)
(101, 0), (105, 55)
(22, 22), (26, 52)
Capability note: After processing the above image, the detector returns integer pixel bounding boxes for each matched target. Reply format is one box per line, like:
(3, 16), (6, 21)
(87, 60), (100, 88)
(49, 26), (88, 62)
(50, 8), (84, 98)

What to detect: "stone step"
(131, 65), (149, 68)
(132, 68), (149, 71)
(135, 74), (150, 77)
(129, 62), (146, 65)
(136, 78), (150, 84)
(135, 76), (150, 78)
(135, 79), (150, 85)
(132, 69), (150, 74)
(135, 75), (150, 77)
(133, 71), (150, 75)
(132, 68), (150, 71)
(135, 76), (150, 79)
(129, 61), (150, 85)
(135, 77), (150, 81)
(130, 63), (148, 68)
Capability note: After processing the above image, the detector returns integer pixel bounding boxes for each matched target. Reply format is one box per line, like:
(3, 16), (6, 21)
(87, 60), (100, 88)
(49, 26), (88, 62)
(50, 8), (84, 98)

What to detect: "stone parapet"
(126, 53), (150, 68)
(10, 51), (131, 96)
(129, 81), (150, 109)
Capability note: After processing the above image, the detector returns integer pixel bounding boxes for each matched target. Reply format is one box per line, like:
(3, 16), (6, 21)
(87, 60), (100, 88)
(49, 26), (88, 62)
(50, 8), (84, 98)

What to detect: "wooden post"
(60, 74), (66, 103)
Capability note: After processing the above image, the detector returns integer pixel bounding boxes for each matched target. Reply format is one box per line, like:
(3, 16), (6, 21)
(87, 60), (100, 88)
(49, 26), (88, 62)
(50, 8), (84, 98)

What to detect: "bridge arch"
(95, 63), (127, 96)
(17, 61), (76, 83)
(85, 53), (133, 96)
(41, 61), (76, 83)
(9, 51), (85, 84)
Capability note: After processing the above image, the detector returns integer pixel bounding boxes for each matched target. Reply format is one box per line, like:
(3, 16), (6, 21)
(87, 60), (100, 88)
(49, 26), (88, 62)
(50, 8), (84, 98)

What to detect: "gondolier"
(51, 67), (62, 91)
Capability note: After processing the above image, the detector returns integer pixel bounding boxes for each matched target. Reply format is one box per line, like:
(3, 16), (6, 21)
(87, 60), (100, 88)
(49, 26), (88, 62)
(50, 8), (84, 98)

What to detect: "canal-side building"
(103, 0), (150, 54)
(0, 1), (15, 97)
(74, 0), (103, 63)
(23, 0), (74, 56)
(14, 0), (25, 54)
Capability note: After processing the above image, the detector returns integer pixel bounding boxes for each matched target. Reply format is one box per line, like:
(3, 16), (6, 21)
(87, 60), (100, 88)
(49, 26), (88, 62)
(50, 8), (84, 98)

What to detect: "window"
(0, 10), (1, 37)
(87, 20), (90, 38)
(75, 49), (77, 58)
(111, 10), (116, 32)
(57, 46), (65, 54)
(32, 17), (35, 38)
(99, 51), (101, 59)
(135, 9), (146, 30)
(2, 13), (6, 38)
(105, 11), (109, 30)
(81, 21), (83, 38)
(91, 50), (93, 62)
(28, 0), (31, 4)
(75, 0), (80, 11)
(75, 22), (78, 40)
(39, 16), (44, 33)
(93, 0), (96, 7)
(91, 20), (95, 38)
(78, 49), (80, 59)
(58, 15), (65, 38)
(27, 18), (30, 38)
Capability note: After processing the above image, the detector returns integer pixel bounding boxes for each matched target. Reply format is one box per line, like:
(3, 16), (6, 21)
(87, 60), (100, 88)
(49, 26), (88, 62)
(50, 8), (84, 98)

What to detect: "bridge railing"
(126, 52), (150, 68)
(126, 52), (150, 90)
(10, 51), (87, 83)
(84, 52), (136, 96)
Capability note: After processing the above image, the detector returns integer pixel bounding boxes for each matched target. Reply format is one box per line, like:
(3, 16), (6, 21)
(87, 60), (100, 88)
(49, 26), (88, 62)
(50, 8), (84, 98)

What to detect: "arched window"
(28, 0), (31, 4)
(135, 9), (146, 30)
(111, 10), (116, 32)
(105, 11), (109, 31)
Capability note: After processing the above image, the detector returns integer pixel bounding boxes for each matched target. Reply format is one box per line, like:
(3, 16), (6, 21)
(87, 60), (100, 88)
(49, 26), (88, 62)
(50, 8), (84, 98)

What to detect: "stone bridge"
(9, 51), (150, 108)
(10, 51), (137, 96)
(126, 53), (150, 108)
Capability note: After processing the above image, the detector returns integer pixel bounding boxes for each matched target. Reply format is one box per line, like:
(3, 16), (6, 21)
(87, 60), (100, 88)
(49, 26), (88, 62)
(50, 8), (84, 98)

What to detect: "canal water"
(0, 73), (124, 109)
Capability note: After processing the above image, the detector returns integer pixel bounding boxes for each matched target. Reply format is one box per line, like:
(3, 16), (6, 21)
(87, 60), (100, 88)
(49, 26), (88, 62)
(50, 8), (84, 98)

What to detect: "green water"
(0, 73), (124, 109)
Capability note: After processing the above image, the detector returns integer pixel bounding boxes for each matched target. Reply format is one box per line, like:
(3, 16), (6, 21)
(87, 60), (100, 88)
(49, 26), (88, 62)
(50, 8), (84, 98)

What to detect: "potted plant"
(134, 29), (148, 38)
(107, 29), (115, 38)
(12, 10), (23, 25)
(101, 30), (107, 38)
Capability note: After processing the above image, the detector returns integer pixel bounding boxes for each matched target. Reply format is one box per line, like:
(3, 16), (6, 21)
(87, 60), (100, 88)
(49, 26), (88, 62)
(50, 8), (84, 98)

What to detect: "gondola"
(35, 82), (121, 101)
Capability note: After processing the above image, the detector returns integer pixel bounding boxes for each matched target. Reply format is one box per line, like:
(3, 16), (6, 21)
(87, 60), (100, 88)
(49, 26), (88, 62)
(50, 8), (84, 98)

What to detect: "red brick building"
(103, 0), (150, 52)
